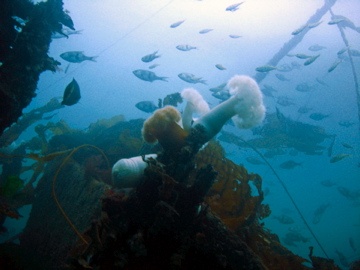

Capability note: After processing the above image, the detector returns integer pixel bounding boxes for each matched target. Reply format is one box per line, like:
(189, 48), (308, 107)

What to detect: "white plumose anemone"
(112, 154), (157, 188)
(181, 88), (210, 132)
(193, 75), (265, 142)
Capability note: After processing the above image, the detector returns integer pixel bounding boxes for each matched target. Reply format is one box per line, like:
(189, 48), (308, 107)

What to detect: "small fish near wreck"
(176, 44), (197, 51)
(170, 20), (185, 28)
(226, 2), (244, 12)
(304, 54), (320, 66)
(330, 153), (351, 163)
(52, 27), (83, 39)
(61, 78), (81, 106)
(279, 160), (302, 169)
(215, 64), (226, 70)
(309, 112), (329, 121)
(60, 51), (97, 63)
(135, 101), (158, 113)
(133, 69), (168, 82)
(256, 65), (277, 72)
(178, 73), (206, 84)
(199, 28), (213, 34)
(141, 50), (161, 63)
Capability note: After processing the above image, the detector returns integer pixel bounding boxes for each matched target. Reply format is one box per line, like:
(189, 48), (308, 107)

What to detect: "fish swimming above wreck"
(178, 72), (206, 84)
(225, 2), (244, 12)
(52, 27), (82, 39)
(61, 78), (81, 106)
(176, 44), (197, 51)
(60, 51), (97, 63)
(135, 101), (158, 113)
(133, 69), (168, 82)
(141, 50), (161, 63)
(170, 19), (185, 28)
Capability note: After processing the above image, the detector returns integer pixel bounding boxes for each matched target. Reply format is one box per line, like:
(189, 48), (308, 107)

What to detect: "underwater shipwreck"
(1, 0), (360, 269)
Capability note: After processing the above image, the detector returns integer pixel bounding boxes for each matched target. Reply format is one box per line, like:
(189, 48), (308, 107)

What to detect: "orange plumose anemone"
(142, 105), (188, 151)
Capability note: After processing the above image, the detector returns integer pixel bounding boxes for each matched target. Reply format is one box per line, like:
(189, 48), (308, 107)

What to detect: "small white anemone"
(181, 88), (210, 132)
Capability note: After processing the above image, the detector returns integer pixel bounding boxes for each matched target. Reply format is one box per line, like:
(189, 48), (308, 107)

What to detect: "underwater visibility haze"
(0, 0), (360, 269)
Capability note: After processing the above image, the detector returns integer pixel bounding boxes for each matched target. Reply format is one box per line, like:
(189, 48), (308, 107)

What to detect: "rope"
(328, 8), (360, 131)
(42, 0), (177, 93)
(238, 138), (330, 259)
(51, 144), (110, 245)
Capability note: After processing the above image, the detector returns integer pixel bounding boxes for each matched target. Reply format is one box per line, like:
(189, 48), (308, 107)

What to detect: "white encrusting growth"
(112, 154), (157, 188)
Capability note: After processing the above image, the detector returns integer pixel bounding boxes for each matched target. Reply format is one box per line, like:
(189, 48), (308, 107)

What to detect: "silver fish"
(52, 28), (83, 39)
(328, 59), (342, 72)
(133, 69), (168, 82)
(338, 120), (354, 127)
(61, 78), (81, 106)
(178, 73), (206, 84)
(337, 186), (360, 200)
(275, 73), (290, 81)
(349, 49), (360, 57)
(337, 47), (347, 55)
(279, 160), (302, 169)
(295, 53), (312, 59)
(141, 50), (161, 63)
(277, 96), (295, 107)
(283, 231), (309, 247)
(292, 24), (308, 35)
(212, 90), (230, 100)
(229, 34), (242, 38)
(60, 51), (97, 63)
(209, 82), (227, 93)
(335, 249), (349, 268)
(225, 2), (244, 12)
(304, 54), (320, 66)
(327, 135), (336, 157)
(308, 21), (322, 28)
(215, 64), (226, 70)
(320, 179), (337, 187)
(273, 214), (295, 224)
(170, 20), (185, 28)
(135, 101), (158, 113)
(316, 77), (329, 87)
(255, 65), (277, 72)
(297, 106), (312, 114)
(341, 142), (353, 149)
(199, 28), (213, 34)
(261, 84), (277, 98)
(312, 203), (330, 224)
(328, 18), (345, 25)
(176, 44), (197, 51)
(308, 44), (326, 51)
(330, 15), (360, 33)
(277, 63), (293, 72)
(349, 237), (356, 252)
(330, 154), (351, 163)
(295, 82), (313, 92)
(309, 112), (329, 121)
(148, 63), (160, 69)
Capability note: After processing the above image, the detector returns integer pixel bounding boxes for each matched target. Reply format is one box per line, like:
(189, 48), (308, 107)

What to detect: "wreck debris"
(0, 0), (74, 135)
